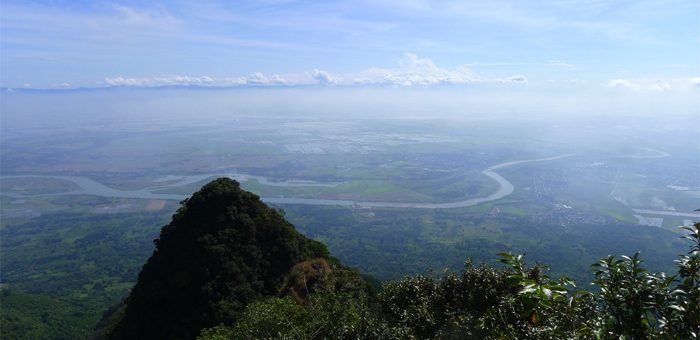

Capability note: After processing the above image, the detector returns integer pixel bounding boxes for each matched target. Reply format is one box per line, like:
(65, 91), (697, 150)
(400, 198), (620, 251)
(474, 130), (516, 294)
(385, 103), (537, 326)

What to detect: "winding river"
(1, 154), (572, 209)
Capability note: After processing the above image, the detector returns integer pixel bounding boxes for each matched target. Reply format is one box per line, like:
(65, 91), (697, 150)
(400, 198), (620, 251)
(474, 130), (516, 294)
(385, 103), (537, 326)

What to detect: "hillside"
(94, 178), (699, 339)
(100, 178), (345, 339)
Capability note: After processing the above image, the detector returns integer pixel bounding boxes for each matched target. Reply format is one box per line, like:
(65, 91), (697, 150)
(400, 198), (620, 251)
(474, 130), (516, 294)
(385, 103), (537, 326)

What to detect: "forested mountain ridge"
(97, 178), (699, 339)
(98, 178), (342, 339)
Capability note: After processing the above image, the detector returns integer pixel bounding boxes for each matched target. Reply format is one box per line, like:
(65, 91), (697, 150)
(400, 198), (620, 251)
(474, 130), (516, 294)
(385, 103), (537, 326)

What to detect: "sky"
(1, 0), (699, 94)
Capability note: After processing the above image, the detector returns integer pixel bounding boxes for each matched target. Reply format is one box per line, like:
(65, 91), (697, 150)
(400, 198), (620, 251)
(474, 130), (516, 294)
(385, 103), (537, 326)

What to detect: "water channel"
(1, 154), (573, 209)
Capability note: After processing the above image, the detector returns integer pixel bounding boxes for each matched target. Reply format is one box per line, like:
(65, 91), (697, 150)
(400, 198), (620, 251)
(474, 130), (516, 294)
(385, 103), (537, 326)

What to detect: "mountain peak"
(105, 178), (329, 339)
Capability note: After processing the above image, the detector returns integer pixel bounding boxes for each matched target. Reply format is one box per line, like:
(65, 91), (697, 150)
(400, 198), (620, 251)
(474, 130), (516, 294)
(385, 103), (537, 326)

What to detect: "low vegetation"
(197, 219), (699, 339)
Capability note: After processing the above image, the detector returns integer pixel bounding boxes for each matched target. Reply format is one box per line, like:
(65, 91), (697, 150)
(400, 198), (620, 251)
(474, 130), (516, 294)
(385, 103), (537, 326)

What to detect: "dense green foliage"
(0, 211), (167, 339)
(591, 223), (700, 338)
(1, 212), (165, 296)
(104, 178), (331, 339)
(198, 222), (700, 340)
(0, 289), (94, 340)
(283, 205), (685, 283)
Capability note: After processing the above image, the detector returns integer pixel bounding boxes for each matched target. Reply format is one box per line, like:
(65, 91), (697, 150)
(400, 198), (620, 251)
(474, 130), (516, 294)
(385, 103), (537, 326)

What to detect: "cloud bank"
(97, 53), (528, 89)
(6, 53), (696, 95)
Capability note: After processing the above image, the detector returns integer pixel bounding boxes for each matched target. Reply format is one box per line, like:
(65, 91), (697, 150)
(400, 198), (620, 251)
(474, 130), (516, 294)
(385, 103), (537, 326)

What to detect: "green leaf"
(667, 305), (685, 312)
(497, 252), (513, 259)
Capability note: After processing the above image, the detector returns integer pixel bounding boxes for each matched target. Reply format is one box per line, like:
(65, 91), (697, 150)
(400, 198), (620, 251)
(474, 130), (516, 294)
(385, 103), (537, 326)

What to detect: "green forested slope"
(104, 178), (333, 339)
(0, 212), (167, 339)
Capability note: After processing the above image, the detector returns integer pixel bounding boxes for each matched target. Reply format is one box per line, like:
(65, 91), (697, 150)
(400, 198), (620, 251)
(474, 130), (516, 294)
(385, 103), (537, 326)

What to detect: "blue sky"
(1, 0), (698, 91)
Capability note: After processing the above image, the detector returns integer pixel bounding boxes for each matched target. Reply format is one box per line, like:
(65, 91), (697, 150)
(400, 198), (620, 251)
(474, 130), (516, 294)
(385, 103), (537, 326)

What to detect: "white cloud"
(95, 53), (516, 89)
(607, 79), (641, 90)
(547, 61), (574, 68)
(103, 74), (295, 87)
(312, 70), (340, 85)
(53, 53), (700, 92)
(104, 76), (216, 87)
(397, 52), (439, 71)
(40, 59), (700, 93)
(347, 53), (481, 86)
(606, 77), (700, 93)
(244, 72), (287, 85)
